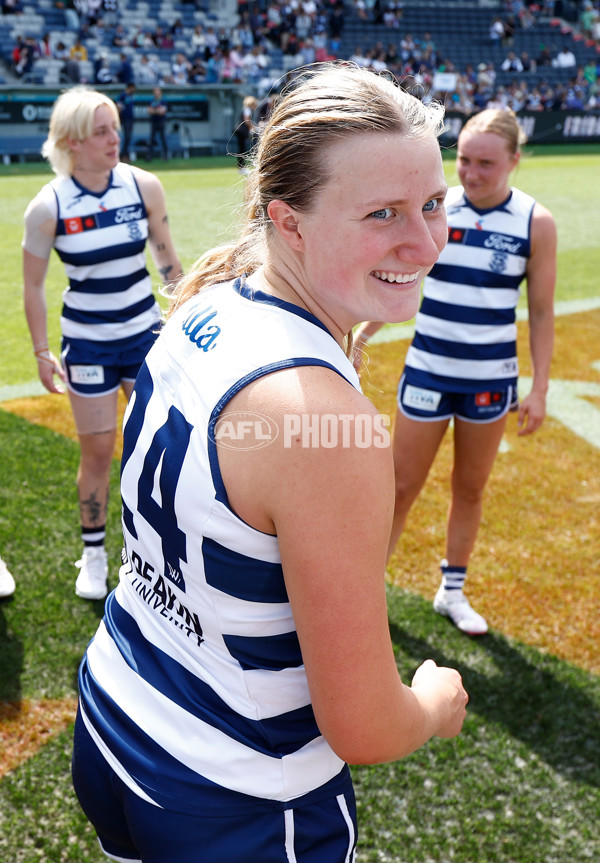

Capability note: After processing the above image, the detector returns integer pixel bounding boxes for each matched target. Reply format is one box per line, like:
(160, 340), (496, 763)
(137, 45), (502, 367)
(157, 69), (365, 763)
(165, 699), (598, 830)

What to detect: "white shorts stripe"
(285, 808), (297, 863)
(336, 793), (356, 863)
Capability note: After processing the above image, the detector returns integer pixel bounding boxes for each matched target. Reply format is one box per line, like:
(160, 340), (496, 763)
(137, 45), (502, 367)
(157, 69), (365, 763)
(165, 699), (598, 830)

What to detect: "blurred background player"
(22, 86), (182, 601)
(355, 107), (556, 636)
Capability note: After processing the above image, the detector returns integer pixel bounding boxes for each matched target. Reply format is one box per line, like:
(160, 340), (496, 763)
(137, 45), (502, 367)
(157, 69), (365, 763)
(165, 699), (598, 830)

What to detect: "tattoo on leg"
(79, 488), (108, 525)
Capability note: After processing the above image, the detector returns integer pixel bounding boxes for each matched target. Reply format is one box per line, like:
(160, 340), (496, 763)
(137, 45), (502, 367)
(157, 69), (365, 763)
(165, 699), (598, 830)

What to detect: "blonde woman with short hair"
(23, 86), (183, 601)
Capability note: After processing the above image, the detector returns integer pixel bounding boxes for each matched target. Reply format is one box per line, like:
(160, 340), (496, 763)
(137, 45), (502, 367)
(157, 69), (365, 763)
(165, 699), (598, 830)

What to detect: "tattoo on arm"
(159, 264), (173, 282)
(156, 243), (166, 252)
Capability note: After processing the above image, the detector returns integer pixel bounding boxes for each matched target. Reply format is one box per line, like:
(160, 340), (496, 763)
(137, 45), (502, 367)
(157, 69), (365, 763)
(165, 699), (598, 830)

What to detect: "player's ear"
(266, 199), (305, 252)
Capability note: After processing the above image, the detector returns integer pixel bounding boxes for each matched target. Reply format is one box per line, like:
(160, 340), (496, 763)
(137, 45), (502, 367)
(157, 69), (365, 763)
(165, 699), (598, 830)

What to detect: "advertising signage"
(0, 92), (210, 125)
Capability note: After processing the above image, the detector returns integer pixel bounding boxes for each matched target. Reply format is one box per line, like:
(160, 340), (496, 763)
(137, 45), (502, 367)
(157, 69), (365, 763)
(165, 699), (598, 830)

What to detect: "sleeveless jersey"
(404, 185), (535, 394)
(78, 278), (360, 815)
(51, 162), (160, 345)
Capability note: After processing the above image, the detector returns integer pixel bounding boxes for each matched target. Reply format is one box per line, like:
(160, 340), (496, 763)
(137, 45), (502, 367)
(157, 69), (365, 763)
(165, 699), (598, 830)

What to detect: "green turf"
(1, 151), (599, 862)
(1, 428), (598, 863)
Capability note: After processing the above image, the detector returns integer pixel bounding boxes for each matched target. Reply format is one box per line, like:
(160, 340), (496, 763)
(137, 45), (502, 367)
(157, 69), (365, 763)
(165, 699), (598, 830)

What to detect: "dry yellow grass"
(0, 698), (78, 779)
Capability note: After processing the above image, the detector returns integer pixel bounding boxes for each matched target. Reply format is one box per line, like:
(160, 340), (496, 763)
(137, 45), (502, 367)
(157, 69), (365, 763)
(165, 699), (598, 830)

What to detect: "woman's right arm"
(23, 193), (66, 392)
(218, 364), (468, 765)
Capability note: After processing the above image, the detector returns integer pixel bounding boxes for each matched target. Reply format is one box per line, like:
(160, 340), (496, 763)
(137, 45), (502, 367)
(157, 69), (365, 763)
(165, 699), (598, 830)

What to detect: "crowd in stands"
(3, 0), (600, 112)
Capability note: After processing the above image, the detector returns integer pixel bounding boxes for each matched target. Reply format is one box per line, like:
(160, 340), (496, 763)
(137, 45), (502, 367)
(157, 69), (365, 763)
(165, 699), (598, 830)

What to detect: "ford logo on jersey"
(114, 205), (143, 223)
(484, 234), (522, 254)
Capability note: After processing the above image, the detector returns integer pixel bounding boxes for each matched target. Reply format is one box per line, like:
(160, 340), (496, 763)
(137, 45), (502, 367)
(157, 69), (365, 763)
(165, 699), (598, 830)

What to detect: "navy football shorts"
(61, 330), (159, 397)
(72, 708), (358, 863)
(397, 373), (517, 424)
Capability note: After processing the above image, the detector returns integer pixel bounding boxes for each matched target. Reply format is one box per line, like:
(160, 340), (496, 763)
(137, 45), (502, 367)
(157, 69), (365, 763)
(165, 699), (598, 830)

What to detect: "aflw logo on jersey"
(182, 304), (221, 351)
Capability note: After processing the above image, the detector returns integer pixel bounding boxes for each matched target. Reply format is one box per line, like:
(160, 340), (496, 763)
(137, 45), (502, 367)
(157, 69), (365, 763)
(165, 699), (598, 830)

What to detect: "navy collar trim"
(461, 188), (514, 216)
(233, 277), (334, 338)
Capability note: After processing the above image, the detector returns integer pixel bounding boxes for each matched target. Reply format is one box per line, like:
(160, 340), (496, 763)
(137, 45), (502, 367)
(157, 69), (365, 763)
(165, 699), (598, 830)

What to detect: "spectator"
(2, 0), (23, 13)
(526, 86), (544, 110)
(583, 59), (597, 89)
(536, 45), (554, 67)
(553, 46), (576, 68)
(161, 30), (175, 51)
(94, 53), (113, 84)
(204, 25), (220, 55)
(189, 57), (207, 83)
(54, 0), (79, 30)
(564, 79), (586, 109)
(232, 19), (256, 51)
(132, 27), (154, 49)
(14, 42), (35, 78)
(70, 38), (88, 63)
(489, 17), (505, 41)
(151, 24), (167, 48)
(233, 93), (258, 171)
(222, 44), (244, 81)
(81, 0), (102, 30)
(190, 23), (207, 56)
(116, 51), (134, 84)
(520, 51), (535, 72)
(241, 43), (267, 83)
(502, 51), (524, 73)
(116, 82), (136, 161)
(171, 51), (191, 85)
(204, 48), (223, 83)
(147, 86), (168, 161)
(519, 7), (536, 30)
(112, 23), (129, 48)
(102, 0), (118, 26)
(328, 2), (345, 51)
(54, 40), (70, 63)
(170, 17), (184, 39)
(501, 14), (516, 47)
(137, 53), (159, 85)
(38, 33), (53, 58)
(477, 61), (495, 89)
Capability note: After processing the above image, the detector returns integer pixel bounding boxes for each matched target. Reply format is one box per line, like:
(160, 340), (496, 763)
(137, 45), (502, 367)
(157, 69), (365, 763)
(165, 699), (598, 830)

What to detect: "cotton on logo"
(211, 412), (278, 450)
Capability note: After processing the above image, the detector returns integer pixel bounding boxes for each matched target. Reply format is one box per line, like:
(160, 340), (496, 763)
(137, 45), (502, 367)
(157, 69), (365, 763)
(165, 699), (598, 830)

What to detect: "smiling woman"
(71, 63), (469, 863)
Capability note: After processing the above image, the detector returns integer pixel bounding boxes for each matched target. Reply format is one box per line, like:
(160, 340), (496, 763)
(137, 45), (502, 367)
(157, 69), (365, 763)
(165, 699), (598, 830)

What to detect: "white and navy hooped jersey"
(51, 162), (160, 345)
(78, 278), (360, 815)
(404, 185), (535, 394)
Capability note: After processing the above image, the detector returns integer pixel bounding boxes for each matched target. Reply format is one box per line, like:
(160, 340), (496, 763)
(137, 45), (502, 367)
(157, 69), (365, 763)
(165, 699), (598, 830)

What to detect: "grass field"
(0, 148), (599, 862)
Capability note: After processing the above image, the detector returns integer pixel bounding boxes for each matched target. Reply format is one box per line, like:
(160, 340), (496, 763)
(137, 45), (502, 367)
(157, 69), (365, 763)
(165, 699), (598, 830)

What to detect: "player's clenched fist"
(411, 658), (469, 739)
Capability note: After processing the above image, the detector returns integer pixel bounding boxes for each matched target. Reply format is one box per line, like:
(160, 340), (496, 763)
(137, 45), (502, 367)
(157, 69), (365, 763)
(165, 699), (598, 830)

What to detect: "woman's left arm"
(520, 202), (557, 436)
(134, 166), (184, 292)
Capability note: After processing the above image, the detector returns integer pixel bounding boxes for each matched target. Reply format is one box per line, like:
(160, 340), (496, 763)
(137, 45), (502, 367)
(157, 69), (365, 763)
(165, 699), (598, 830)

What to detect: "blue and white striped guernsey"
(404, 185), (535, 394)
(78, 278), (360, 815)
(51, 162), (160, 346)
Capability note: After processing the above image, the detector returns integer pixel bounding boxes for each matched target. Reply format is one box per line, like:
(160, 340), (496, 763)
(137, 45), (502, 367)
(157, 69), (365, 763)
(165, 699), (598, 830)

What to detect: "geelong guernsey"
(405, 185), (535, 393)
(51, 162), (160, 345)
(78, 278), (360, 814)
